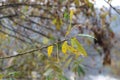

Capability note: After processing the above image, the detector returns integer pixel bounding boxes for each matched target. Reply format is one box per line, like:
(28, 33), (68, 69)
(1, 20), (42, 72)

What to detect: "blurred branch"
(0, 13), (54, 31)
(0, 22), (40, 44)
(0, 3), (87, 9)
(0, 29), (31, 44)
(0, 39), (66, 59)
(21, 15), (54, 31)
(10, 18), (51, 38)
(0, 14), (17, 19)
(104, 0), (120, 15)
(29, 15), (52, 20)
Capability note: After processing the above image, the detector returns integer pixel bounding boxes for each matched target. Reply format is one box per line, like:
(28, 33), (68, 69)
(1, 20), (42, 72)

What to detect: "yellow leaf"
(70, 9), (74, 21)
(52, 19), (57, 24)
(65, 9), (74, 36)
(62, 41), (68, 54)
(47, 46), (53, 57)
(56, 19), (62, 30)
(65, 25), (71, 36)
(52, 18), (63, 30)
(67, 45), (80, 55)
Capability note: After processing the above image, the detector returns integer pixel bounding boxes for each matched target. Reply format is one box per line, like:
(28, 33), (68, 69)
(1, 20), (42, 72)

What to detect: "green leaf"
(8, 72), (19, 76)
(43, 37), (49, 44)
(64, 57), (73, 68)
(77, 65), (85, 76)
(72, 37), (87, 56)
(0, 74), (3, 80)
(59, 75), (69, 80)
(71, 38), (77, 48)
(46, 74), (53, 80)
(44, 69), (53, 76)
(64, 12), (69, 20)
(77, 34), (96, 40)
(74, 59), (83, 65)
(65, 9), (74, 36)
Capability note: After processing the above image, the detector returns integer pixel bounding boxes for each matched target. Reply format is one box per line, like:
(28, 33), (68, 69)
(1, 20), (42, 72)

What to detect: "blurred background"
(0, 0), (120, 80)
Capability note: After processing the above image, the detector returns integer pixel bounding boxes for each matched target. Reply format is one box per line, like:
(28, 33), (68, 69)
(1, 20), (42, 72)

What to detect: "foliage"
(0, 0), (117, 79)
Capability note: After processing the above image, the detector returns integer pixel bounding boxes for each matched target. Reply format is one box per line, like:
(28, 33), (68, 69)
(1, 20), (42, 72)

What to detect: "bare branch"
(0, 22), (40, 44)
(104, 0), (120, 15)
(10, 18), (51, 38)
(0, 29), (31, 44)
(0, 14), (17, 19)
(0, 3), (87, 9)
(0, 39), (66, 59)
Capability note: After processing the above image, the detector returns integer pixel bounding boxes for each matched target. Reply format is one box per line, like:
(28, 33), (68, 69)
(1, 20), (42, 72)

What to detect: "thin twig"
(0, 22), (40, 44)
(104, 0), (120, 15)
(0, 39), (66, 59)
(0, 14), (17, 19)
(0, 29), (31, 44)
(10, 18), (51, 38)
(0, 3), (86, 9)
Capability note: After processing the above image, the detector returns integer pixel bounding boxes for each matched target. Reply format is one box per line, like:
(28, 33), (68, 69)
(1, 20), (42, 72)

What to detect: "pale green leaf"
(78, 34), (96, 40)
(44, 69), (53, 76)
(64, 57), (73, 68)
(0, 74), (3, 80)
(72, 37), (87, 56)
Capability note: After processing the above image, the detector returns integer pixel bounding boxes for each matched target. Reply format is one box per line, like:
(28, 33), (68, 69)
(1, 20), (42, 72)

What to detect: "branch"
(10, 18), (51, 38)
(0, 14), (17, 19)
(0, 39), (66, 59)
(0, 29), (31, 44)
(0, 12), (54, 32)
(104, 0), (120, 15)
(0, 22), (40, 44)
(29, 15), (52, 20)
(0, 3), (87, 9)
(20, 14), (54, 31)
